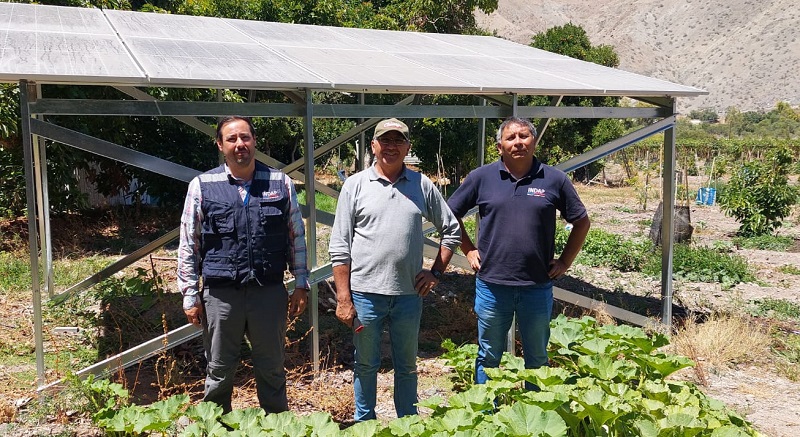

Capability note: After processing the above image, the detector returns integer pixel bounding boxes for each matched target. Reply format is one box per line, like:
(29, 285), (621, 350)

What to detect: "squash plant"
(91, 315), (763, 436)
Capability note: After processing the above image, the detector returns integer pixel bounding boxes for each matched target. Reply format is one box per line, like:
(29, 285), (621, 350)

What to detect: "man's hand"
(547, 258), (569, 279)
(466, 249), (481, 271)
(184, 305), (203, 326)
(289, 288), (308, 317)
(336, 299), (357, 327)
(414, 270), (440, 297)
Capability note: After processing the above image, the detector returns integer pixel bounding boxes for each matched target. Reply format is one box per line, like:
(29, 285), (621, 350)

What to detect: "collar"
(224, 163), (257, 185)
(368, 164), (409, 183)
(496, 158), (542, 181)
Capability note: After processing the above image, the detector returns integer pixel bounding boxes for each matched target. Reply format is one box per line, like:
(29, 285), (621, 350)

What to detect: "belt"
(204, 273), (284, 288)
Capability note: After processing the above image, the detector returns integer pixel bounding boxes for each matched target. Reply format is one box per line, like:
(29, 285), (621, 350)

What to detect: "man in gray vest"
(177, 116), (309, 413)
(329, 118), (461, 421)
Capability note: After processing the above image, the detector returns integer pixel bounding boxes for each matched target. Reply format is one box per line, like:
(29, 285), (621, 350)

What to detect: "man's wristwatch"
(430, 269), (443, 280)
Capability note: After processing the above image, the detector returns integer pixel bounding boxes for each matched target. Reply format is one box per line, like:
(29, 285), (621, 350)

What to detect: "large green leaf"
(631, 353), (695, 378)
(517, 366), (573, 388)
(304, 411), (341, 436)
(342, 420), (382, 437)
(447, 385), (495, 412)
(221, 407), (266, 430)
(493, 402), (568, 437)
(261, 411), (307, 436)
(387, 414), (425, 436)
(439, 408), (480, 431)
(632, 417), (660, 437)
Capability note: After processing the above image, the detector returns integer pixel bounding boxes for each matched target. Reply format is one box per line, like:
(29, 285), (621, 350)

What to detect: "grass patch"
(0, 251), (31, 294)
(297, 190), (337, 214)
(0, 252), (115, 296)
(748, 298), (800, 320)
(670, 314), (771, 371)
(733, 234), (795, 251)
(778, 264), (800, 275)
(559, 227), (651, 272)
(773, 331), (800, 381)
(643, 244), (754, 289)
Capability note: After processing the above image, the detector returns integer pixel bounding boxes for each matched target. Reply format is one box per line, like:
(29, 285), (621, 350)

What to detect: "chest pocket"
(209, 210), (235, 234)
(259, 200), (285, 228)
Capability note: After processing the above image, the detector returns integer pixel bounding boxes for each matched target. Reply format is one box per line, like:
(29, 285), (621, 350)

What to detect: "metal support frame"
(303, 89), (321, 374)
(21, 84), (680, 390)
(661, 99), (678, 328)
(20, 80), (46, 386)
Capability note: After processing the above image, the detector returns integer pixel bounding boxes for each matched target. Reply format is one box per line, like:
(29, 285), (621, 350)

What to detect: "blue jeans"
(351, 291), (422, 422)
(474, 277), (553, 390)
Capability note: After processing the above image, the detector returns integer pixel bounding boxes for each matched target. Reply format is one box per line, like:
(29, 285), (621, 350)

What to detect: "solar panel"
(0, 3), (143, 82)
(0, 2), (706, 97)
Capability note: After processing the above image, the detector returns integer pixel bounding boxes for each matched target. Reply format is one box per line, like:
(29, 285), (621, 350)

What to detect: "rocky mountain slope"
(475, 0), (800, 114)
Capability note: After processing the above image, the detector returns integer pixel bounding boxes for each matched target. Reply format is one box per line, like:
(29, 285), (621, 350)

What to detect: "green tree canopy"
(529, 23), (621, 182)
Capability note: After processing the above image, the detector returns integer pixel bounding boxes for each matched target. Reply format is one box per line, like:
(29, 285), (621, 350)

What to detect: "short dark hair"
(496, 117), (537, 143)
(216, 116), (255, 142)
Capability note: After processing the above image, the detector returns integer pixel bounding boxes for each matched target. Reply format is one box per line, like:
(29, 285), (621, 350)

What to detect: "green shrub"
(560, 227), (652, 272)
(749, 298), (800, 320)
(733, 234), (795, 251)
(643, 244), (754, 289)
(718, 147), (799, 236)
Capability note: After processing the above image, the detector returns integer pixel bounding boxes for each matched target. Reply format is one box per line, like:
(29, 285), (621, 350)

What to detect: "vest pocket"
(258, 202), (284, 227)
(209, 211), (235, 234)
(202, 256), (236, 280)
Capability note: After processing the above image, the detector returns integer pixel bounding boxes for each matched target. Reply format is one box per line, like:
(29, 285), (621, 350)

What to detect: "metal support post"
(660, 100), (678, 329)
(303, 89), (320, 374)
(20, 80), (46, 386)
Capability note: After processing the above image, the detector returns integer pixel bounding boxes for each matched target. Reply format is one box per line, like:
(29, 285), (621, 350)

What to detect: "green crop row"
(86, 316), (761, 436)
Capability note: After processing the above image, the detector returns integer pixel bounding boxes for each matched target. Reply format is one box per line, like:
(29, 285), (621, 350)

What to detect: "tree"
(724, 106), (744, 138)
(687, 108), (719, 123)
(718, 147), (799, 237)
(529, 23), (620, 182)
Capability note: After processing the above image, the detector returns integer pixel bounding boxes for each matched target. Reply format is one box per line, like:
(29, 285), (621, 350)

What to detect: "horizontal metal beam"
(29, 99), (671, 120)
(429, 246), (655, 328)
(555, 116), (675, 173)
(29, 119), (200, 182)
(29, 100), (304, 117)
(516, 105), (671, 119)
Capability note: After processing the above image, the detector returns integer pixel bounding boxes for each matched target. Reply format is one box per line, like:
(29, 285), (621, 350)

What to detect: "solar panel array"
(0, 3), (705, 97)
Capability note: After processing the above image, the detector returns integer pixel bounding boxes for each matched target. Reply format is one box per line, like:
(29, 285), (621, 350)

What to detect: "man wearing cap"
(329, 118), (461, 421)
(447, 116), (590, 390)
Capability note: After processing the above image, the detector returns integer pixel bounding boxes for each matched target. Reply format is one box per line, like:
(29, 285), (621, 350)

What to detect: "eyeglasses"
(377, 137), (408, 146)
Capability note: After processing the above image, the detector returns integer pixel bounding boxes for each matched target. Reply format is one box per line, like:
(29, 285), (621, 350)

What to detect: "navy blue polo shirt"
(447, 159), (587, 286)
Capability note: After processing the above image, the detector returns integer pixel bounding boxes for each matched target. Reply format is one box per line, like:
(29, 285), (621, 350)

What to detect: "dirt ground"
(1, 178), (799, 436)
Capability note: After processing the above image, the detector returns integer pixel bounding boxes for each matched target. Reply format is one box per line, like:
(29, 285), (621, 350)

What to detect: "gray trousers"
(201, 281), (289, 413)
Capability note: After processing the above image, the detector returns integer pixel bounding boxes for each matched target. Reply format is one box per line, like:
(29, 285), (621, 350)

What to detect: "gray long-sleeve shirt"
(328, 165), (461, 296)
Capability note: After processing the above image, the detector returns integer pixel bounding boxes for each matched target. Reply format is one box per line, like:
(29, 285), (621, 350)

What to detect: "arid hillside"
(475, 0), (800, 114)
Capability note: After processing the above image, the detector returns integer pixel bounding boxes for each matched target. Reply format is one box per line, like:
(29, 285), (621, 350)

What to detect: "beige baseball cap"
(373, 118), (409, 140)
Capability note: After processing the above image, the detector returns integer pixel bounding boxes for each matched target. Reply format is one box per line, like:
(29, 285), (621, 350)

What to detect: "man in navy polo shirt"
(447, 116), (590, 388)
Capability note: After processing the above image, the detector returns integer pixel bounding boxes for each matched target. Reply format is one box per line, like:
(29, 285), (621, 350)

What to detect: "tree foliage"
(717, 147), (799, 237)
(529, 23), (621, 182)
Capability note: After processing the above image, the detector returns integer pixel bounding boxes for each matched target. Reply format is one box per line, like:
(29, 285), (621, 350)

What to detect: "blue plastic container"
(696, 187), (716, 206)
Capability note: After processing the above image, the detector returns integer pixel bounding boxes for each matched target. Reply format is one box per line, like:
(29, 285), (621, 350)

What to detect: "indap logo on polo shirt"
(527, 187), (546, 197)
